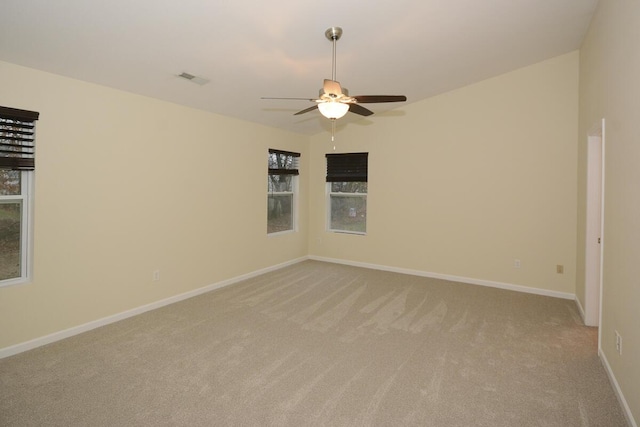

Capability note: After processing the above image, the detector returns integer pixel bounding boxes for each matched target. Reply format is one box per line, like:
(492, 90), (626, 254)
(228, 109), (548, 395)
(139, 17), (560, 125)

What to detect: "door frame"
(584, 118), (605, 332)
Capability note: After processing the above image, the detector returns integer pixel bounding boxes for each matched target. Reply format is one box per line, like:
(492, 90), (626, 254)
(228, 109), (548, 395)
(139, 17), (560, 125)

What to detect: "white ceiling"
(0, 0), (598, 136)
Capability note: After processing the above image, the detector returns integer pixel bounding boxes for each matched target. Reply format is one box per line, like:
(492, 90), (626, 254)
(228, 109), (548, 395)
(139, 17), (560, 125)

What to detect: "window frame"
(0, 170), (34, 287)
(326, 182), (367, 235)
(325, 153), (368, 235)
(0, 106), (38, 287)
(267, 149), (300, 235)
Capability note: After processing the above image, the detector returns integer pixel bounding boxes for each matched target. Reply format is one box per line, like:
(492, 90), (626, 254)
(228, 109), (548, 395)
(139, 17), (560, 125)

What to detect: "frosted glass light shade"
(318, 102), (349, 119)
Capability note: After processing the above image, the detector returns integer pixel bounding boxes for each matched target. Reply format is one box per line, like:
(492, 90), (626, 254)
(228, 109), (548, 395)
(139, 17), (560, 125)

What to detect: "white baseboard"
(574, 294), (586, 323)
(0, 255), (579, 359)
(0, 257), (308, 359)
(309, 256), (576, 300)
(599, 348), (638, 427)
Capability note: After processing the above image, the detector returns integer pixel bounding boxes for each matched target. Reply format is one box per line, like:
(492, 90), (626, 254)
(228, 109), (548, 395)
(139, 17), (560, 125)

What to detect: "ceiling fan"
(262, 27), (407, 124)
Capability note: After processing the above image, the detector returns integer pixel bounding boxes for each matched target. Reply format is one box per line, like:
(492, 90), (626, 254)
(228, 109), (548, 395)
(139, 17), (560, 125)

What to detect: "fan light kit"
(317, 102), (349, 119)
(262, 27), (407, 140)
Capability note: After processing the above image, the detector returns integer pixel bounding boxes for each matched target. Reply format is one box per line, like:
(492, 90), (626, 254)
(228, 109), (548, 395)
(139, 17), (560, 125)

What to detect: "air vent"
(177, 72), (210, 86)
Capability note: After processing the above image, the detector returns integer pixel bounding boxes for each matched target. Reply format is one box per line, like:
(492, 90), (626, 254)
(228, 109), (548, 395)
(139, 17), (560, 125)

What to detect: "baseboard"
(599, 348), (638, 427)
(0, 255), (579, 358)
(0, 256), (308, 359)
(574, 295), (586, 323)
(309, 256), (575, 300)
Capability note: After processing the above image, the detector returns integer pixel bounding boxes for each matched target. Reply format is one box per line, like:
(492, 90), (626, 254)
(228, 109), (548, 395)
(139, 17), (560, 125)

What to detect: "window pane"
(331, 181), (367, 193)
(0, 170), (21, 195)
(268, 174), (293, 192)
(330, 195), (366, 233)
(268, 194), (293, 233)
(0, 202), (21, 280)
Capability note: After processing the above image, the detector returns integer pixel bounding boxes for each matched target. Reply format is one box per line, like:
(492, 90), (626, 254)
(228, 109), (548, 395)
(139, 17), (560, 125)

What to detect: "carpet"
(0, 261), (628, 426)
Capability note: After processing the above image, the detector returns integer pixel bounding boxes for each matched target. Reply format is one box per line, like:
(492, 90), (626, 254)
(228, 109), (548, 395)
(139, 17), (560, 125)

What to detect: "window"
(267, 149), (300, 234)
(326, 152), (368, 234)
(0, 106), (39, 286)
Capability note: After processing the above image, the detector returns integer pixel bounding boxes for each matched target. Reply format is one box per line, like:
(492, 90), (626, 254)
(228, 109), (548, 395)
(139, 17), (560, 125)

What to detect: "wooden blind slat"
(0, 106), (39, 171)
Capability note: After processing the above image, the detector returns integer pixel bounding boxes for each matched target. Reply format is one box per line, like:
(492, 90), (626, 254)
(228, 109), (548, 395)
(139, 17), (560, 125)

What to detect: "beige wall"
(578, 0), (640, 422)
(0, 53), (581, 353)
(0, 61), (309, 349)
(309, 52), (579, 295)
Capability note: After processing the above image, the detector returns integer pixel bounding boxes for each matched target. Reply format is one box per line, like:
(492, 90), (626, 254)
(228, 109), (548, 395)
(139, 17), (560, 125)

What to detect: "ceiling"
(0, 0), (598, 136)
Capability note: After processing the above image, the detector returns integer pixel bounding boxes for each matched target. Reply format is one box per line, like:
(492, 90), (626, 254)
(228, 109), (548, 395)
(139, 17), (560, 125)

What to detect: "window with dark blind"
(326, 153), (368, 234)
(268, 149), (300, 234)
(0, 106), (39, 171)
(326, 152), (368, 182)
(0, 106), (39, 286)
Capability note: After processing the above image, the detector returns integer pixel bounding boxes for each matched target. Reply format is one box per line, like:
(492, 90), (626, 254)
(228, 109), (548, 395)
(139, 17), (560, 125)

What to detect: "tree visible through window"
(0, 170), (23, 280)
(328, 181), (367, 233)
(268, 149), (300, 234)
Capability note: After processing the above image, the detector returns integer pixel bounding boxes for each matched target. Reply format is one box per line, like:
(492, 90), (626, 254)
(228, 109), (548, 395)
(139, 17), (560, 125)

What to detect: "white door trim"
(584, 119), (605, 333)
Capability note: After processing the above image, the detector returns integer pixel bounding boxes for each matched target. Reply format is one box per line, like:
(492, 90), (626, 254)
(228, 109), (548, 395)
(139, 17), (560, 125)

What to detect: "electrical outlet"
(556, 264), (564, 274)
(615, 330), (622, 355)
(152, 270), (160, 282)
(514, 259), (521, 268)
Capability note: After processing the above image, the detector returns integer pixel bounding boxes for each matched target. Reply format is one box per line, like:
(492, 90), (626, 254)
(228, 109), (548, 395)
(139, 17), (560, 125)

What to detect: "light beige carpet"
(0, 261), (628, 426)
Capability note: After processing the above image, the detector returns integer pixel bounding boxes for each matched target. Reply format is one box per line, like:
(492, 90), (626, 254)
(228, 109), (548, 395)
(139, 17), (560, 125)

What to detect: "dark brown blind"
(268, 149), (300, 176)
(0, 106), (40, 171)
(326, 152), (368, 182)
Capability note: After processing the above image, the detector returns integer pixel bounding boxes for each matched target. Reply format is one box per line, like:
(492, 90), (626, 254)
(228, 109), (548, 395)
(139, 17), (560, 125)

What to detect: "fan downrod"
(325, 27), (343, 41)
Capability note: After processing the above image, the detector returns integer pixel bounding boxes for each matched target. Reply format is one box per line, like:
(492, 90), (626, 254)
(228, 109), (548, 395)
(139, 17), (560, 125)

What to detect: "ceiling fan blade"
(261, 97), (316, 101)
(294, 105), (319, 115)
(323, 79), (343, 97)
(352, 95), (407, 103)
(348, 104), (374, 116)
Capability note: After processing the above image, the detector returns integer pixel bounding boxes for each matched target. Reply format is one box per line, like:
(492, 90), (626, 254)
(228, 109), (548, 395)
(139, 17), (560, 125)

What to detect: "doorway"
(584, 118), (605, 328)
